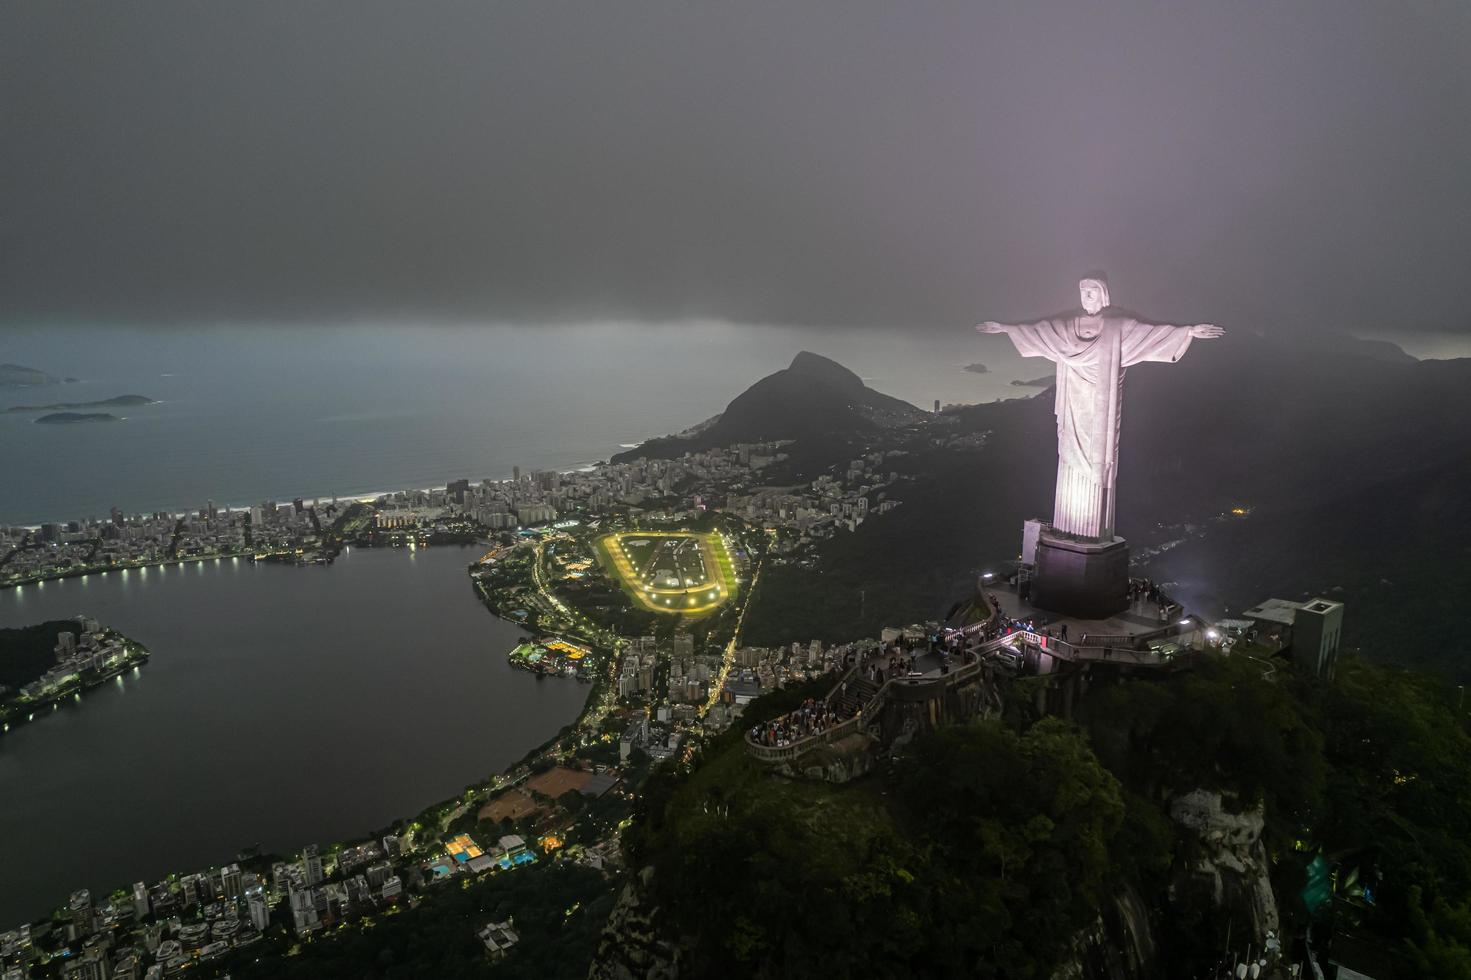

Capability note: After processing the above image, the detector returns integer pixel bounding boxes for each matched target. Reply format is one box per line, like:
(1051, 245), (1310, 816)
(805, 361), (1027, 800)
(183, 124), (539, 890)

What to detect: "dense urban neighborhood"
(1, 439), (905, 588)
(0, 416), (964, 978)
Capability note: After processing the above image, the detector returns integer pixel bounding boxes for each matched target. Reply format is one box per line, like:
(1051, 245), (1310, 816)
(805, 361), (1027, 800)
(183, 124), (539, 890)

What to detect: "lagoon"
(0, 545), (585, 926)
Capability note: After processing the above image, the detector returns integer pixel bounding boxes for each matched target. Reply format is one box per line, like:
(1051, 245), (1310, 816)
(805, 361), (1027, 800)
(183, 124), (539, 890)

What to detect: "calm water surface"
(0, 545), (585, 926)
(0, 321), (1038, 525)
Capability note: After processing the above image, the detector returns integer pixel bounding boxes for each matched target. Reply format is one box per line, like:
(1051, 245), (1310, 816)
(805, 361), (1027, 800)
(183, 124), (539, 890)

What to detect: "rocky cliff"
(1168, 788), (1280, 941)
(588, 868), (682, 980)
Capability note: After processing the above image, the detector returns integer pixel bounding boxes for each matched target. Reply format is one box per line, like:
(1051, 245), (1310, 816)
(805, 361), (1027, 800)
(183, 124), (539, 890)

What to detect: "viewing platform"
(984, 578), (1211, 670)
(746, 584), (1214, 765)
(744, 649), (998, 764)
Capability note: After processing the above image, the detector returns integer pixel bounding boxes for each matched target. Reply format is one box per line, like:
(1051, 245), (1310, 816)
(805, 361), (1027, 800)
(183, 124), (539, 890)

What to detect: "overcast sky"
(2, 1), (1468, 334)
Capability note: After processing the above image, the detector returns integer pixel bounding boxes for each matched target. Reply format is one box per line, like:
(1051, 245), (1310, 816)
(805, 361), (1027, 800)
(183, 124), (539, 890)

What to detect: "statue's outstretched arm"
(1136, 321), (1223, 338)
(977, 318), (1066, 360)
(1121, 320), (1223, 366)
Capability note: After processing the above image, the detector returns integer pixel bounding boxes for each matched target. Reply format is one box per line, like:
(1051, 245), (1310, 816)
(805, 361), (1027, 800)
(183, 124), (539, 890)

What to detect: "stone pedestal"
(1030, 530), (1129, 619)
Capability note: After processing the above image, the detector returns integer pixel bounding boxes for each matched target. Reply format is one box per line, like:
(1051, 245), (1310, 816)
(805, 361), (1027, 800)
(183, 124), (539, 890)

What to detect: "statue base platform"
(1029, 530), (1129, 620)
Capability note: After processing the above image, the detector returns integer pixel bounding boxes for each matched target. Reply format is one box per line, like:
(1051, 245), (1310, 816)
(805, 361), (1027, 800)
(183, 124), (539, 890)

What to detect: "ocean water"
(0, 321), (1037, 525)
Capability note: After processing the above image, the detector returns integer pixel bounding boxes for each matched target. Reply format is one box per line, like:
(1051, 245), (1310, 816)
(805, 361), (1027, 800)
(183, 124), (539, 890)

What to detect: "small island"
(35, 412), (120, 424)
(1011, 374), (1055, 387)
(962, 362), (989, 374)
(7, 394), (156, 414)
(0, 362), (77, 388)
(1, 617), (150, 730)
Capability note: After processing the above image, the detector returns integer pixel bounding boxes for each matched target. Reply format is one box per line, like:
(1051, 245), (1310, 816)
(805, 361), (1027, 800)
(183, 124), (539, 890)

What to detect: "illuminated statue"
(978, 275), (1222, 541)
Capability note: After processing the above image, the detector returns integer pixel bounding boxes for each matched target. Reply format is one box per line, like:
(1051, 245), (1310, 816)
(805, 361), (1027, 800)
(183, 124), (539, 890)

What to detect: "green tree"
(1077, 657), (1324, 845)
(1317, 659), (1471, 974)
(634, 714), (1130, 979)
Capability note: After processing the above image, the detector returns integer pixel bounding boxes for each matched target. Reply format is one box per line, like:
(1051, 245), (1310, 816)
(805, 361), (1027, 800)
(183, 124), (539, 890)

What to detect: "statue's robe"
(1004, 308), (1193, 540)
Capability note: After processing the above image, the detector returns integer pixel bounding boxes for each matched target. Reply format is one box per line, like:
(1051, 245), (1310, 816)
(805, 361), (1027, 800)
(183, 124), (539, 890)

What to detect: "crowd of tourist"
(748, 696), (854, 748)
(748, 618), (1069, 750)
(750, 638), (951, 748)
(968, 597), (1041, 644)
(1130, 578), (1181, 623)
(866, 649), (920, 682)
(747, 577), (1211, 752)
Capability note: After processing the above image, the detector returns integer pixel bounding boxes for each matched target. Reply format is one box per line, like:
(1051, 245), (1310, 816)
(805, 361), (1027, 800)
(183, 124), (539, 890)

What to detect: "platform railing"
(746, 615), (1206, 761)
(746, 636), (1008, 761)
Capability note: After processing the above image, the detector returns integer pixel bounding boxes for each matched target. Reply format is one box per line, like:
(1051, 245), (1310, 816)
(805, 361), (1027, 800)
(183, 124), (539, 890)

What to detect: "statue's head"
(1079, 275), (1110, 317)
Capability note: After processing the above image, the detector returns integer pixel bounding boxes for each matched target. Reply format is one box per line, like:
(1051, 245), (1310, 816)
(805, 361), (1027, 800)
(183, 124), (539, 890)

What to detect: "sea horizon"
(0, 320), (1046, 527)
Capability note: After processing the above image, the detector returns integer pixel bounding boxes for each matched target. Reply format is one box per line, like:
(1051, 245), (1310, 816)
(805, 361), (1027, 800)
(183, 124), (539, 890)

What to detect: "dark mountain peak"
(612, 351), (923, 462)
(1274, 329), (1418, 365)
(787, 351), (864, 391)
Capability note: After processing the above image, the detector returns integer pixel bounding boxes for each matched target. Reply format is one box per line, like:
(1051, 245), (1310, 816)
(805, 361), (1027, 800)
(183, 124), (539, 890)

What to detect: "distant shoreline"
(4, 459), (607, 532)
(35, 412), (120, 425)
(7, 394), (155, 415)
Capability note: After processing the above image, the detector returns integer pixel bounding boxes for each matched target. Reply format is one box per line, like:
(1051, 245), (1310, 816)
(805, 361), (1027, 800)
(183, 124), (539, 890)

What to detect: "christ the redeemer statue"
(978, 275), (1222, 543)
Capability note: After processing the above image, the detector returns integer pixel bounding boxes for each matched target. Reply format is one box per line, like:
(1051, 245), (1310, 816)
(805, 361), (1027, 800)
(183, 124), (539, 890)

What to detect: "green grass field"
(595, 531), (739, 615)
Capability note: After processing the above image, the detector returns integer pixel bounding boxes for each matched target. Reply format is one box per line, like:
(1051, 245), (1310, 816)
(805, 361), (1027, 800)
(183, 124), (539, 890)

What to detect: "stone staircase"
(835, 676), (881, 717)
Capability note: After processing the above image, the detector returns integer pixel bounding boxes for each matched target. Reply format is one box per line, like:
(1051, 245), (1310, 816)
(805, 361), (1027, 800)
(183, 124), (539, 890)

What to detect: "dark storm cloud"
(2, 1), (1468, 332)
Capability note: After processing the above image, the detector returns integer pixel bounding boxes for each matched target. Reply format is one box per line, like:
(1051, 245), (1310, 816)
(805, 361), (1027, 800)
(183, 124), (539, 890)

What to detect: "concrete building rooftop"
(1242, 598), (1305, 626)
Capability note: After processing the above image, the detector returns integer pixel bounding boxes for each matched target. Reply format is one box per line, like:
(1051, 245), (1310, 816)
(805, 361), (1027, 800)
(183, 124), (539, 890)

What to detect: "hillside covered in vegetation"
(616, 657), (1471, 978)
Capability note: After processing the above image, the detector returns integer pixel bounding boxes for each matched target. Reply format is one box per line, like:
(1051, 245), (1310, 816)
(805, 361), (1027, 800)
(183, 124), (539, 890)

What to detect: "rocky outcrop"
(1050, 884), (1159, 980)
(774, 733), (878, 783)
(1049, 791), (1282, 980)
(1168, 789), (1279, 941)
(588, 868), (681, 980)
